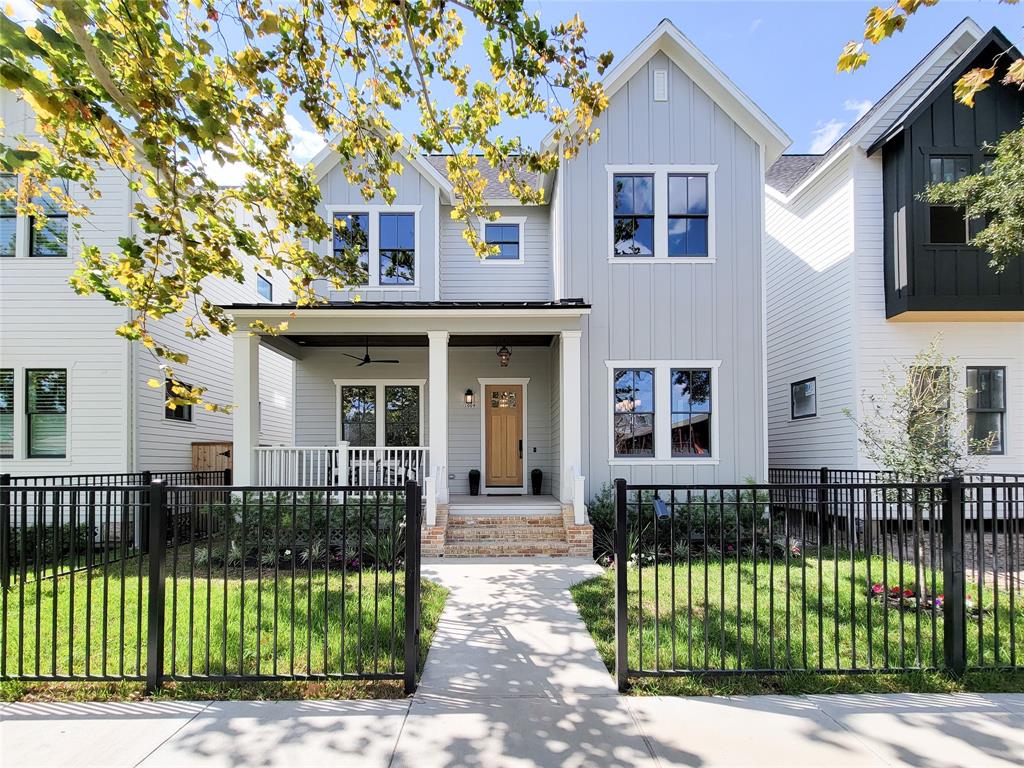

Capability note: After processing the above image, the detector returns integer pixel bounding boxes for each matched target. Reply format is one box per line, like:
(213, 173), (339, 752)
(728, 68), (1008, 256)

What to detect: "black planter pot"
(468, 469), (481, 496)
(531, 468), (543, 495)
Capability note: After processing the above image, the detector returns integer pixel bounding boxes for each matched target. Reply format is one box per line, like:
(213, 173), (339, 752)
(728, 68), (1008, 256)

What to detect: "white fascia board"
(541, 19), (791, 163)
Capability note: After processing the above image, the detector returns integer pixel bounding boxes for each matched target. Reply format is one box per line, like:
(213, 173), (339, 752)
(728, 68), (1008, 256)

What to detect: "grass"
(0, 565), (448, 702)
(570, 554), (1024, 696)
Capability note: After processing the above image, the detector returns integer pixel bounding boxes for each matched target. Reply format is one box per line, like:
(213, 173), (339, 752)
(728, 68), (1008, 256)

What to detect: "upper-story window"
(612, 175), (654, 256)
(256, 274), (273, 302)
(482, 218), (525, 262)
(927, 156), (971, 245)
(608, 166), (716, 261)
(30, 188), (69, 258)
(329, 207), (418, 288)
(379, 213), (415, 285)
(1, 174), (16, 258)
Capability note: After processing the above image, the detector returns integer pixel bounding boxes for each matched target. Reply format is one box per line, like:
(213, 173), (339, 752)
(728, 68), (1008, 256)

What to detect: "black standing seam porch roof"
(220, 299), (590, 311)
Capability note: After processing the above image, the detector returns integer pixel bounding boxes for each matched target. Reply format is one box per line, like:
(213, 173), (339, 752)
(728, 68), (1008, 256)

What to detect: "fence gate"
(1, 479), (423, 693)
(613, 477), (1023, 691)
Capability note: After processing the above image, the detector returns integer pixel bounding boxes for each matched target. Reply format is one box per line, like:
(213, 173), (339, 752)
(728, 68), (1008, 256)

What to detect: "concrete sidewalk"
(3, 558), (1024, 767)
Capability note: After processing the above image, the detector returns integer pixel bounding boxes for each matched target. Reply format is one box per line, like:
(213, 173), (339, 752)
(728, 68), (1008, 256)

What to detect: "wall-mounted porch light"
(496, 344), (512, 368)
(464, 388), (476, 407)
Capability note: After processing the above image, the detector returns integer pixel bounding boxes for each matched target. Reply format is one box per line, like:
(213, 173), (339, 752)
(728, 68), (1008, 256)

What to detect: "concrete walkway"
(3, 558), (1024, 767)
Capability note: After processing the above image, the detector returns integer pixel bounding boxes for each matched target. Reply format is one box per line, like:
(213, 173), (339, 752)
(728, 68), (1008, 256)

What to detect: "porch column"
(559, 330), (584, 520)
(427, 330), (449, 506)
(232, 331), (260, 486)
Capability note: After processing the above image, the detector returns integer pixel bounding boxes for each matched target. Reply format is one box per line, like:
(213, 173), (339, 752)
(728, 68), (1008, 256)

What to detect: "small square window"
(165, 379), (193, 423)
(257, 274), (273, 301)
(484, 222), (521, 260)
(791, 378), (816, 419)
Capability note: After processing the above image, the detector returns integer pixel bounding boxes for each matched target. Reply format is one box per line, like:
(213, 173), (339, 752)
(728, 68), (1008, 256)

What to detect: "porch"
(226, 302), (591, 549)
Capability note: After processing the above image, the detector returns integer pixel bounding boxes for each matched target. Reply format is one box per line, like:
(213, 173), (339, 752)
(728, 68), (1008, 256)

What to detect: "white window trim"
(325, 204), (422, 290)
(606, 360), (721, 465)
(2, 364), (73, 463)
(333, 379), (427, 447)
(606, 164), (717, 263)
(478, 216), (527, 265)
(477, 377), (530, 495)
(1, 173), (71, 259)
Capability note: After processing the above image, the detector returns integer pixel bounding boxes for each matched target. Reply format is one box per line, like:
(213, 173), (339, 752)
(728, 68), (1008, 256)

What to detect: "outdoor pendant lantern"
(464, 388), (476, 407)
(496, 344), (512, 367)
(654, 494), (670, 521)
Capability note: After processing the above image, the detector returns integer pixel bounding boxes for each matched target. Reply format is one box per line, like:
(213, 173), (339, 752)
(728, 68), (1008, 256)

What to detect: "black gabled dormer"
(869, 28), (1024, 318)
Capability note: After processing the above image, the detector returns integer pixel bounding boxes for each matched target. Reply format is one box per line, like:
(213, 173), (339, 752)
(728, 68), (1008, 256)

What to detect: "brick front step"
(446, 525), (568, 542)
(447, 514), (564, 528)
(443, 540), (572, 557)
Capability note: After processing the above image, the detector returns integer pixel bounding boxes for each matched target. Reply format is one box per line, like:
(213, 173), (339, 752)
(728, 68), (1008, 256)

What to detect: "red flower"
(903, 589), (915, 598)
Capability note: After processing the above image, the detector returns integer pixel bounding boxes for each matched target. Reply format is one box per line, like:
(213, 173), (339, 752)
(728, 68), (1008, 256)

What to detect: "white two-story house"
(766, 19), (1024, 475)
(224, 20), (789, 555)
(0, 90), (295, 478)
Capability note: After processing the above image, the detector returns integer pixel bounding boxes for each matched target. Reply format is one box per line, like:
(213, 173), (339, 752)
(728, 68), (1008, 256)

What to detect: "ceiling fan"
(343, 340), (400, 367)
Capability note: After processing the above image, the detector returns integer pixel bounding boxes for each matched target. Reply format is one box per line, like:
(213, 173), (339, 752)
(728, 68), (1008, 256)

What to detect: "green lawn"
(571, 554), (1024, 695)
(1, 563), (447, 696)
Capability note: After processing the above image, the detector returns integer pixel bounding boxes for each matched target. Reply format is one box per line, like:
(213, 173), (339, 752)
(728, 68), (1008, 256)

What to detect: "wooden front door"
(484, 384), (523, 488)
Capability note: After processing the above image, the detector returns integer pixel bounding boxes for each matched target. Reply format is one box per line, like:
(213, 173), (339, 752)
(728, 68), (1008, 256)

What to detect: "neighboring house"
(223, 20), (789, 555)
(765, 20), (1024, 474)
(0, 90), (295, 478)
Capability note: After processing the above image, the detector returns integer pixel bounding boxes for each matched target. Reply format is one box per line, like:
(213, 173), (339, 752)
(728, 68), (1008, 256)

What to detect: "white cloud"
(809, 119), (845, 154)
(843, 98), (873, 121)
(285, 114), (327, 163)
(199, 152), (251, 187)
(6, 0), (40, 23)
(748, 18), (763, 34)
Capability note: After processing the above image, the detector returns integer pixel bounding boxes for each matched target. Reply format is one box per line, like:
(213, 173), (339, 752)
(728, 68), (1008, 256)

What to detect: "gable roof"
(310, 140), (455, 203)
(867, 26), (1022, 155)
(423, 156), (544, 202)
(767, 17), (985, 198)
(542, 18), (791, 163)
(765, 155), (825, 194)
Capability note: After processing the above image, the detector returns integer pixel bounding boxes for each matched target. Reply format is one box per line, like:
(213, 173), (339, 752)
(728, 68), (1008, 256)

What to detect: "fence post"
(942, 475), (967, 677)
(404, 480), (422, 695)
(614, 478), (629, 693)
(818, 466), (831, 546)
(146, 479), (167, 693)
(139, 470), (152, 554)
(0, 474), (10, 591)
(222, 467), (232, 486)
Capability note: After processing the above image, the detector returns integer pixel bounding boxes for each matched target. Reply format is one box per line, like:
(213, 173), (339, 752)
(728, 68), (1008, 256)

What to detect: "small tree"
(845, 338), (994, 598)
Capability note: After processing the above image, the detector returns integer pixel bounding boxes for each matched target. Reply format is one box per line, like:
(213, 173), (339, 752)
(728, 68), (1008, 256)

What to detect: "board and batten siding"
(852, 150), (1024, 473)
(313, 156), (438, 302)
(438, 205), (553, 300)
(560, 50), (767, 495)
(765, 154), (859, 468)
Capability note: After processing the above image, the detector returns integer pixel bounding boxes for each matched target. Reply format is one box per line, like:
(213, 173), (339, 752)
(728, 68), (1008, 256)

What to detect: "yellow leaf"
(147, 378), (161, 388)
(1004, 59), (1024, 88)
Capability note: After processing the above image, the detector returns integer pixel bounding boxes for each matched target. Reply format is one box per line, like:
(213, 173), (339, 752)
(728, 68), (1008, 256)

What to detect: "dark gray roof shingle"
(424, 155), (542, 200)
(765, 155), (825, 194)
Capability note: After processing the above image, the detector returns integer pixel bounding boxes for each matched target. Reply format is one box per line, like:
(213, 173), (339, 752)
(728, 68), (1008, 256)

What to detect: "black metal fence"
(3, 469), (231, 488)
(612, 477), (1023, 690)
(0, 480), (422, 692)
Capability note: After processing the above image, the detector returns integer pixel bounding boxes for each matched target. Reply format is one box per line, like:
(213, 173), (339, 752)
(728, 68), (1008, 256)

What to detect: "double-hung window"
(927, 156), (971, 245)
(0, 369), (13, 458)
(609, 166), (715, 260)
(1, 174), (16, 258)
(329, 208), (417, 288)
(609, 361), (720, 463)
(379, 213), (415, 285)
(30, 187), (68, 258)
(967, 366), (1005, 455)
(612, 175), (654, 256)
(338, 380), (424, 447)
(482, 219), (525, 262)
(667, 174), (709, 257)
(612, 368), (655, 457)
(26, 369), (67, 458)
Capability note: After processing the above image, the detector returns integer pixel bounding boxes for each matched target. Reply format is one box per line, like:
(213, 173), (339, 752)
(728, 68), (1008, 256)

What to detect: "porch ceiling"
(286, 334), (555, 348)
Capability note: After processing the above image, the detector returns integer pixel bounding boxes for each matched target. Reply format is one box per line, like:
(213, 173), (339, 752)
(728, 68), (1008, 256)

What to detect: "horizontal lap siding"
(853, 151), (1024, 473)
(439, 205), (553, 300)
(562, 51), (767, 497)
(766, 155), (858, 468)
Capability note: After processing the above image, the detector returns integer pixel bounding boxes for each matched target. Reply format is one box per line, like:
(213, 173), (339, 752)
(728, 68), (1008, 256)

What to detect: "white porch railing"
(252, 445), (429, 488)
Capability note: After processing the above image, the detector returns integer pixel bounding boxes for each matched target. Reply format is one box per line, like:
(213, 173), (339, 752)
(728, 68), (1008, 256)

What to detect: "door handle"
(518, 439), (523, 459)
